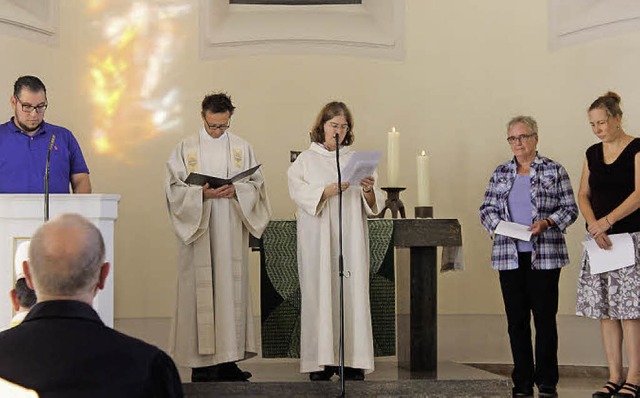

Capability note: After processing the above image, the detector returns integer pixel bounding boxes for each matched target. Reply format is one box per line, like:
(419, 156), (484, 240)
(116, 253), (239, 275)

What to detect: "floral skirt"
(576, 232), (640, 320)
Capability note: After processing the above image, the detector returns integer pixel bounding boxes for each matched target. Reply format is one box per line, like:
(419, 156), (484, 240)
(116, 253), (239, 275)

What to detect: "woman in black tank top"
(576, 92), (640, 398)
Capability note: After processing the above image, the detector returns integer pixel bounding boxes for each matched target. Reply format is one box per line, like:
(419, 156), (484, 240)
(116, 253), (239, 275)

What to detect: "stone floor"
(180, 359), (604, 397)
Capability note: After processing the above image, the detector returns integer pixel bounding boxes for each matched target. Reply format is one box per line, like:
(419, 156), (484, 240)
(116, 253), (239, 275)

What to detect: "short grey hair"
(507, 115), (538, 135)
(28, 213), (105, 297)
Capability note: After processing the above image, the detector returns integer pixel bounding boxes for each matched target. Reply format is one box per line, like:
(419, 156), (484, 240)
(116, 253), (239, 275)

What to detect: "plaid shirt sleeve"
(479, 162), (519, 270)
(544, 163), (578, 231)
(479, 163), (511, 235)
(531, 158), (578, 269)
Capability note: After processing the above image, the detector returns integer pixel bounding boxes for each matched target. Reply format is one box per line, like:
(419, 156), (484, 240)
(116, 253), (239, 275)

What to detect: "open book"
(185, 164), (261, 188)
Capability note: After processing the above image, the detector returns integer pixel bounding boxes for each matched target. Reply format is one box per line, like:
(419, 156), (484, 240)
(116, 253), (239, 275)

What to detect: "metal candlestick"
(414, 206), (433, 219)
(376, 187), (407, 219)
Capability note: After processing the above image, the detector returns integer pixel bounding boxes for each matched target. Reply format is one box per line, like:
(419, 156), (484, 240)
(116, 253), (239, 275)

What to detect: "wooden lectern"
(0, 194), (120, 327)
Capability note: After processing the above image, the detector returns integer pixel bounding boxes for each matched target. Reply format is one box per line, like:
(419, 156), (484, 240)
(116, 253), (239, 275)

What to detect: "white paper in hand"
(494, 221), (532, 241)
(583, 233), (636, 275)
(342, 151), (382, 185)
(0, 377), (39, 397)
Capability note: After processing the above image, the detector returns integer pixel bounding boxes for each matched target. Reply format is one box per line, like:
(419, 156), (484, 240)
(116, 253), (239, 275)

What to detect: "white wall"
(1, 1), (639, 338)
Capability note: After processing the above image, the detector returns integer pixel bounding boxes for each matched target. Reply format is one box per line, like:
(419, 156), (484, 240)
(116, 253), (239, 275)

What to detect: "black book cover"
(185, 164), (261, 188)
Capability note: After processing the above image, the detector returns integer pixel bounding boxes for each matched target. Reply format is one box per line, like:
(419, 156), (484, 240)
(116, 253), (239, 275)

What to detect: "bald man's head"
(27, 214), (106, 298)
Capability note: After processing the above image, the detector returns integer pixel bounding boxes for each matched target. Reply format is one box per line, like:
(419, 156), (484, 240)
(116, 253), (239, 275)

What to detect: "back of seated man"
(0, 213), (184, 398)
(8, 242), (36, 329)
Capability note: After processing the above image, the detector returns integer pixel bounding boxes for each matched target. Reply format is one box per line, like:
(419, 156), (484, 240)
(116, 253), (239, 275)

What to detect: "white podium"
(0, 194), (120, 327)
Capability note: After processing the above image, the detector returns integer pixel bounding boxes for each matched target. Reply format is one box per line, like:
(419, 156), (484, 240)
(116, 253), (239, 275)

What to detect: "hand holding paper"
(359, 175), (375, 191)
(583, 233), (635, 275)
(343, 151), (382, 186)
(494, 221), (533, 241)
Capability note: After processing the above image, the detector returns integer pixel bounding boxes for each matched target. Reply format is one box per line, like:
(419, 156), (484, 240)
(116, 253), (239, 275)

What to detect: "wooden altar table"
(393, 218), (462, 374)
(251, 218), (462, 374)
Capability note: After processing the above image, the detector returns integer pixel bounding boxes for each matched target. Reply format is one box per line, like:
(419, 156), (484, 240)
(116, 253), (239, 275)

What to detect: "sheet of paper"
(342, 151), (382, 186)
(494, 221), (532, 241)
(0, 377), (39, 397)
(583, 233), (636, 275)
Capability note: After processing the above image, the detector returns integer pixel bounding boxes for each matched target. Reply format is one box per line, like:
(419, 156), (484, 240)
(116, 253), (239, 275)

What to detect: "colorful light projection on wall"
(87, 1), (190, 161)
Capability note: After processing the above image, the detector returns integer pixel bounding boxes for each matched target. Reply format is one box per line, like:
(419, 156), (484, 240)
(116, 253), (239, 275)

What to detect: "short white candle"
(387, 127), (400, 186)
(417, 150), (430, 206)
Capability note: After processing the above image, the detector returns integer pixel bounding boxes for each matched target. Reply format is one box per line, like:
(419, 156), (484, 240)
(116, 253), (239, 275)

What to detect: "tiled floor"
(115, 317), (604, 396)
(180, 359), (604, 397)
(556, 376), (606, 398)
(469, 363), (606, 397)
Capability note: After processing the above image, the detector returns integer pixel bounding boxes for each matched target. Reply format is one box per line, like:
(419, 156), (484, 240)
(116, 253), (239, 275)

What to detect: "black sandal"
(593, 381), (622, 398)
(614, 382), (640, 398)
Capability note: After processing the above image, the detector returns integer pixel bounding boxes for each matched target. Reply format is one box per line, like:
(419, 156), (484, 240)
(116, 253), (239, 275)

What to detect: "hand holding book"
(202, 183), (236, 200)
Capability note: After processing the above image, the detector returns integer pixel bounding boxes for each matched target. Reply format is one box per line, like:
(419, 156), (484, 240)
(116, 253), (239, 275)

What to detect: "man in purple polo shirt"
(0, 76), (91, 193)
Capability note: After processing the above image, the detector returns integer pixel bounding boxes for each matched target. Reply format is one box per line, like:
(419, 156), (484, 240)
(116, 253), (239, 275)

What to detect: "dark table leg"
(398, 246), (437, 375)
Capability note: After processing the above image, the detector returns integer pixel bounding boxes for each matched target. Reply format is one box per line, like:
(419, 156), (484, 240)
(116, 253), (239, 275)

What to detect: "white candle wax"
(417, 150), (430, 206)
(387, 127), (400, 186)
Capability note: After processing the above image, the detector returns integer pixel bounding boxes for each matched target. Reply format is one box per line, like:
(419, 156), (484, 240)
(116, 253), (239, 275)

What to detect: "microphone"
(334, 130), (346, 393)
(48, 134), (56, 153)
(335, 133), (341, 193)
(44, 134), (56, 222)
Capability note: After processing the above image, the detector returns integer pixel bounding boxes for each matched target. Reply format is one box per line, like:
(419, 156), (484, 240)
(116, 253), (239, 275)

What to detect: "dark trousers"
(498, 252), (561, 391)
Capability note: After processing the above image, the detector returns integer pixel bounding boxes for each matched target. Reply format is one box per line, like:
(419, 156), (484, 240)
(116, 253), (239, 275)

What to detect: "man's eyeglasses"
(507, 133), (536, 144)
(206, 121), (230, 132)
(329, 122), (350, 132)
(15, 96), (48, 114)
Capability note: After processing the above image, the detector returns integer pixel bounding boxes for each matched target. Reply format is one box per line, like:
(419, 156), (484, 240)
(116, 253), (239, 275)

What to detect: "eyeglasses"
(328, 122), (350, 132)
(15, 96), (48, 114)
(205, 121), (230, 132)
(507, 133), (536, 144)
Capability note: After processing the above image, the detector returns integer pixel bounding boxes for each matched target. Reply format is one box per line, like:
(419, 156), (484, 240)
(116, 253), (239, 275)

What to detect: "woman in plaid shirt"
(479, 116), (578, 398)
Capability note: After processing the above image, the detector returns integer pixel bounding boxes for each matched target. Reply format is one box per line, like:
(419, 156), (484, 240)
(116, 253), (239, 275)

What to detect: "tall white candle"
(387, 127), (400, 186)
(417, 150), (430, 206)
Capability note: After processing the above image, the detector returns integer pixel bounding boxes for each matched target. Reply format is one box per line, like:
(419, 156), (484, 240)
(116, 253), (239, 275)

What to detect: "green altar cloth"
(259, 219), (395, 358)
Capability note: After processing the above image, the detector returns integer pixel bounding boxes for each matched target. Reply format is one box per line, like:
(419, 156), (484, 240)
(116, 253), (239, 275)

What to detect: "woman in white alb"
(287, 101), (384, 381)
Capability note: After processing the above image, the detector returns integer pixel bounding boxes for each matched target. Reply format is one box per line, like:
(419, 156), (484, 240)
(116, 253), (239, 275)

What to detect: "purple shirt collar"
(9, 117), (48, 137)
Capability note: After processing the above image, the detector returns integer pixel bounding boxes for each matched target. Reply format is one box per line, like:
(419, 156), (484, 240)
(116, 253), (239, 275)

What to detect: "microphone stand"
(335, 133), (346, 398)
(44, 134), (55, 222)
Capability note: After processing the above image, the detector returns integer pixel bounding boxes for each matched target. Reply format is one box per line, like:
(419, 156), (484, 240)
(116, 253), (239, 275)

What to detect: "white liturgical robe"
(287, 143), (384, 374)
(166, 129), (271, 368)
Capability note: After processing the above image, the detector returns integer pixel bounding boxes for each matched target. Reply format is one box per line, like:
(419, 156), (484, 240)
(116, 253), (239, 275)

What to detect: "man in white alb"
(165, 93), (271, 382)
